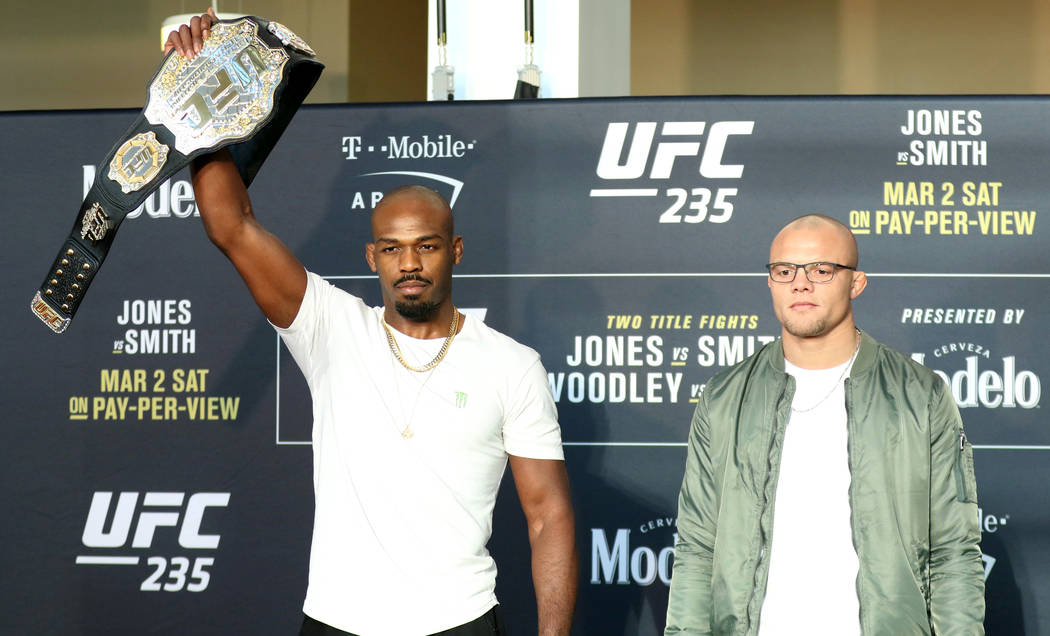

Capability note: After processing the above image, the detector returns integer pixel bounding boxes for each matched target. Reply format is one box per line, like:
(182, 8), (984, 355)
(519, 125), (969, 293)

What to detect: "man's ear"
(365, 243), (377, 272)
(452, 236), (463, 265)
(850, 270), (867, 299)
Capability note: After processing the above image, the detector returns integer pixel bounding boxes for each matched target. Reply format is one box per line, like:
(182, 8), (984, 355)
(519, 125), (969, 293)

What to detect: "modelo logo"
(590, 518), (677, 586)
(912, 353), (1040, 409)
(78, 491), (229, 593)
(82, 165), (198, 219)
(978, 507), (1010, 581)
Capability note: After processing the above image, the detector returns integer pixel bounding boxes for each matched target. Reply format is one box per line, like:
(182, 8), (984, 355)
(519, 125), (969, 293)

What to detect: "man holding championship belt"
(32, 8), (322, 332)
(167, 10), (577, 636)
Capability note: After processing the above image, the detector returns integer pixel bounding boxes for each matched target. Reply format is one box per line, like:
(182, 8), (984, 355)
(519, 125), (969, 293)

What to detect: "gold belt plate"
(108, 131), (169, 193)
(144, 19), (289, 155)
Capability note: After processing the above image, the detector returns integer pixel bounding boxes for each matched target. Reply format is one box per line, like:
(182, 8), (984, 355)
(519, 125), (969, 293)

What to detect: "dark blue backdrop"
(1, 96), (1045, 634)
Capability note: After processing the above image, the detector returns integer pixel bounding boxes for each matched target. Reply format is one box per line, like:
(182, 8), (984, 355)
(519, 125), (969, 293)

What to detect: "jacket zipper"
(845, 378), (865, 634)
(746, 374), (789, 633)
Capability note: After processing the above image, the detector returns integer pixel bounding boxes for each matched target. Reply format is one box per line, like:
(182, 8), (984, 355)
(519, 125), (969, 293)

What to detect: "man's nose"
(791, 268), (814, 292)
(399, 249), (422, 271)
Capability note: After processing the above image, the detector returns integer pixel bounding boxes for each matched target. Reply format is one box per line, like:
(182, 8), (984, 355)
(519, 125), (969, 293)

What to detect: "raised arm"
(509, 456), (578, 636)
(190, 151), (306, 327)
(167, 9), (307, 328)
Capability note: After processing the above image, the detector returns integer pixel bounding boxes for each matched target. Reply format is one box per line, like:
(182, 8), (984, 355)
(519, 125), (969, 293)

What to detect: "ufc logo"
(125, 146), (156, 176)
(179, 47), (267, 129)
(82, 491), (230, 550)
(595, 121), (754, 180)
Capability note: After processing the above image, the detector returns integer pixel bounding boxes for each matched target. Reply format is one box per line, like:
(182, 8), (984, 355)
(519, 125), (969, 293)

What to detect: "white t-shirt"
(275, 272), (564, 635)
(758, 358), (861, 635)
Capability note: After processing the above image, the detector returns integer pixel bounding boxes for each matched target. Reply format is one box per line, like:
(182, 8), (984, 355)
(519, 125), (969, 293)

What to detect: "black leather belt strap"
(32, 16), (323, 333)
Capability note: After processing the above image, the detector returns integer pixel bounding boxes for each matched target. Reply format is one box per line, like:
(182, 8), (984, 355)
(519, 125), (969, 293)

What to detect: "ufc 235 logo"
(78, 491), (229, 593)
(590, 121), (755, 224)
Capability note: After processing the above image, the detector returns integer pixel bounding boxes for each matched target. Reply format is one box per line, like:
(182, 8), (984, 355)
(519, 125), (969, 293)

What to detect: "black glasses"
(766, 262), (856, 283)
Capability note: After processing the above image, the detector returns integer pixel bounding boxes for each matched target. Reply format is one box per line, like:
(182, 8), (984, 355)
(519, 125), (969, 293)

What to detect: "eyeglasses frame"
(765, 261), (857, 284)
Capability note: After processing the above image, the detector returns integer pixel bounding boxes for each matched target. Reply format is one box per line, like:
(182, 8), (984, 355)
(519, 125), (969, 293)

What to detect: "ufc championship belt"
(31, 16), (323, 333)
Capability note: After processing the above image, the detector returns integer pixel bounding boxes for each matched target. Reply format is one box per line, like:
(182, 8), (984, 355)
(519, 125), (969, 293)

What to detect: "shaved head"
(372, 185), (454, 238)
(771, 214), (858, 267)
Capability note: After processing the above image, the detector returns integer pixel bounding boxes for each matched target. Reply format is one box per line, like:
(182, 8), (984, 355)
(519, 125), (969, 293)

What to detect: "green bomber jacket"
(665, 330), (985, 635)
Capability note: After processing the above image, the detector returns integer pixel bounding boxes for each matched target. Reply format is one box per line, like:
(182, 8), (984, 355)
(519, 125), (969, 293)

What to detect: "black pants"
(299, 606), (504, 636)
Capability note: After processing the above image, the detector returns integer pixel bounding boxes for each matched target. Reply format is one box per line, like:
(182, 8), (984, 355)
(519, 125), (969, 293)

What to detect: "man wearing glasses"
(665, 215), (985, 635)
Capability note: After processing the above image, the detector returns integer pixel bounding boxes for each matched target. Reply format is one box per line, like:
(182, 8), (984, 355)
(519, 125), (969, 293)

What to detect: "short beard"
(395, 299), (441, 321)
(783, 317), (827, 338)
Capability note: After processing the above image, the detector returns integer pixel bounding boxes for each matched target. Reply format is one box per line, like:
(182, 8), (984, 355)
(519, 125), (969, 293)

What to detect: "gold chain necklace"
(388, 364), (436, 439)
(381, 307), (459, 373)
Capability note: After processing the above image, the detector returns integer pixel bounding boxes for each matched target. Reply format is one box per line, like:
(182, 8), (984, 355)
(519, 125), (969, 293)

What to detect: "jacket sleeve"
(928, 381), (986, 635)
(665, 394), (718, 635)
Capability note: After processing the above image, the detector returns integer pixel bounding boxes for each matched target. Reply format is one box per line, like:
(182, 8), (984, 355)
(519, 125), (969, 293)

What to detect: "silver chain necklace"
(790, 332), (861, 413)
